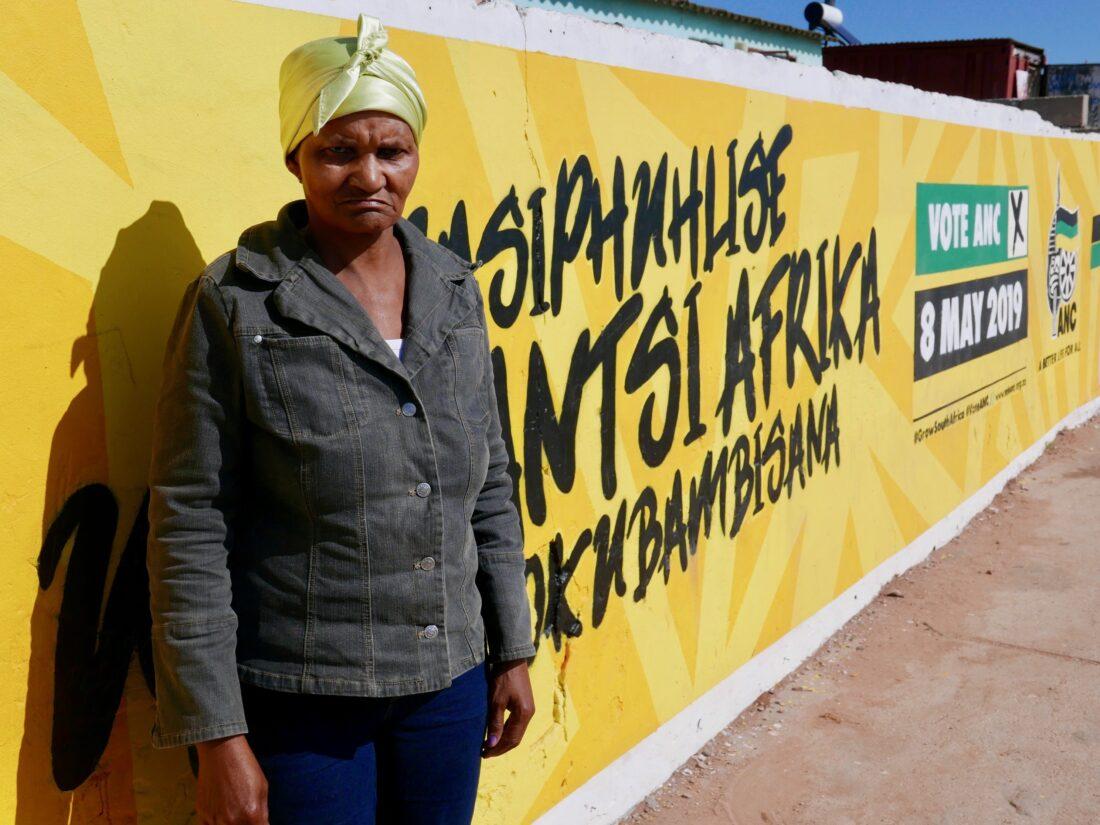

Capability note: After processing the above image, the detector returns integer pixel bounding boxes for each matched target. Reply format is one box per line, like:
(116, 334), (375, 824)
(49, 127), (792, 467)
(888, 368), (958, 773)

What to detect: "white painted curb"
(534, 397), (1100, 825)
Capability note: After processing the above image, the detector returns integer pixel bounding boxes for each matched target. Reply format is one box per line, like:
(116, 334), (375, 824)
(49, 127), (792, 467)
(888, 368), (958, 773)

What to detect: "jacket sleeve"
(146, 273), (248, 748)
(469, 283), (537, 664)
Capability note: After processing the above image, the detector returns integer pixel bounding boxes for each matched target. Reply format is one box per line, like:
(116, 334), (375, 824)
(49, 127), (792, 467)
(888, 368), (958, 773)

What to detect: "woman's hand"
(482, 659), (535, 758)
(195, 735), (269, 825)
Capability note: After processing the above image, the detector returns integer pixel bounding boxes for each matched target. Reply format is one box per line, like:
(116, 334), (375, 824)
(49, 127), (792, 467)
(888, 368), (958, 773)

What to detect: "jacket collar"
(234, 199), (476, 284)
(234, 199), (481, 382)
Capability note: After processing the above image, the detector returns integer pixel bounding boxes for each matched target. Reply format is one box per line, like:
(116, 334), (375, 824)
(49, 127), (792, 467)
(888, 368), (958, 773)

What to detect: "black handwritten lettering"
(625, 286), (680, 467)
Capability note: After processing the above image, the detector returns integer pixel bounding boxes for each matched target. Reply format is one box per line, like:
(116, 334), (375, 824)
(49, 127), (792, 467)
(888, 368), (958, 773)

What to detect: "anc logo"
(1047, 173), (1079, 338)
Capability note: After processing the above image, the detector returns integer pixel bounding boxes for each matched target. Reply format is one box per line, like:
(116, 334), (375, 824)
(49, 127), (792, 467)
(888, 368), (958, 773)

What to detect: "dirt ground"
(624, 419), (1100, 825)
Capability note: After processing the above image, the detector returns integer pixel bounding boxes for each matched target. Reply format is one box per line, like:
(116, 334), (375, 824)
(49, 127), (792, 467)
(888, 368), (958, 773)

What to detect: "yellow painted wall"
(2, 2), (1099, 823)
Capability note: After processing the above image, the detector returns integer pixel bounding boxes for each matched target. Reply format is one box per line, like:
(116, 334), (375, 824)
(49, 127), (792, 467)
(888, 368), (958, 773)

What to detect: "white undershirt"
(384, 337), (404, 360)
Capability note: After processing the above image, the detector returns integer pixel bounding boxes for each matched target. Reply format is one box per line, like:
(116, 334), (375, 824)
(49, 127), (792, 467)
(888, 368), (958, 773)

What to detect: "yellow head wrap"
(279, 13), (427, 158)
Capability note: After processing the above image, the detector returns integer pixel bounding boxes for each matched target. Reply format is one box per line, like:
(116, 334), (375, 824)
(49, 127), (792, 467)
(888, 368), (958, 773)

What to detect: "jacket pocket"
(240, 333), (355, 439)
(446, 327), (491, 428)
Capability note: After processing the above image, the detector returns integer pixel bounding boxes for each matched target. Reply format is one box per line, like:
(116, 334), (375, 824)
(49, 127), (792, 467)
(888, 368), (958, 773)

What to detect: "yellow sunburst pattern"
(2, 2), (1099, 823)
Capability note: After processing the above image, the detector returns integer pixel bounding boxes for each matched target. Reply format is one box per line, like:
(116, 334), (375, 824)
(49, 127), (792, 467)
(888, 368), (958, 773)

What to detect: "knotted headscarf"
(278, 13), (427, 157)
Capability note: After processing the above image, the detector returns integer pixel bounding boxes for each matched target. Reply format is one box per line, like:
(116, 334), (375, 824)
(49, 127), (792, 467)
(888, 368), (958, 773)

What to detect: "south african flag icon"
(1092, 215), (1100, 269)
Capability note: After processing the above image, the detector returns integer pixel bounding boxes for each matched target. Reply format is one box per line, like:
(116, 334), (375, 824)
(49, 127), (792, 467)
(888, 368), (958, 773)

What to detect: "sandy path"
(623, 418), (1100, 825)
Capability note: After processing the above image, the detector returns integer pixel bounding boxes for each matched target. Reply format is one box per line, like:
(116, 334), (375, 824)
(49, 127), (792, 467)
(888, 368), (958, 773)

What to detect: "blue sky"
(707, 1), (1100, 64)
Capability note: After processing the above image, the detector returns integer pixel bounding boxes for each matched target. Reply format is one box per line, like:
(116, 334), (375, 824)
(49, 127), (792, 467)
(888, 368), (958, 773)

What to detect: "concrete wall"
(1048, 64), (1100, 128)
(988, 95), (1089, 128)
(2, 1), (1099, 823)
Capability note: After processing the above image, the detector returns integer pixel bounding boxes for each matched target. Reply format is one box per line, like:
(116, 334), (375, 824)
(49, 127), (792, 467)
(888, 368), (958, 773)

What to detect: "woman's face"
(286, 110), (419, 237)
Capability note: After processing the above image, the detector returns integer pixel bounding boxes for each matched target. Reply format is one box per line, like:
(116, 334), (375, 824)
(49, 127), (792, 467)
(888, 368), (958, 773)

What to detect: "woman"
(146, 14), (535, 824)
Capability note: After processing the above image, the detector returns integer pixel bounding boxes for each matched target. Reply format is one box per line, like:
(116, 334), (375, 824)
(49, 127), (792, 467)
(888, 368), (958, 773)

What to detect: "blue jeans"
(241, 662), (489, 824)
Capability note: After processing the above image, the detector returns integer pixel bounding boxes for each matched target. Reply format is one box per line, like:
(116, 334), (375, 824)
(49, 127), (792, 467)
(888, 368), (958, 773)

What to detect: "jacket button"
(401, 401), (417, 417)
(423, 624), (439, 639)
(252, 334), (263, 344)
(415, 482), (431, 497)
(418, 556), (436, 571)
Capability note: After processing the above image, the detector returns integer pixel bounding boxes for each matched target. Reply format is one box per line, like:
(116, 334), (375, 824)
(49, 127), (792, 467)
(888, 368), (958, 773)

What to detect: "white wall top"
(243, 0), (1098, 141)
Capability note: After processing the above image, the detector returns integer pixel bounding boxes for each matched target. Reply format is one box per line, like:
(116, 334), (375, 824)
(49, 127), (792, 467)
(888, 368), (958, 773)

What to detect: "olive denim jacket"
(146, 199), (535, 749)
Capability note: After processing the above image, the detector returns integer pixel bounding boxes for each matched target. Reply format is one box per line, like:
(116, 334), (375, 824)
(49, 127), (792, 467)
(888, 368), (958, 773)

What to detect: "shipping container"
(823, 39), (1045, 100)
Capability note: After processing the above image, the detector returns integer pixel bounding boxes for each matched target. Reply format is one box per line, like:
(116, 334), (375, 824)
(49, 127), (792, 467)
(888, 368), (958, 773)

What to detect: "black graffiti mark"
(37, 485), (154, 791)
(475, 189), (530, 329)
(589, 159), (629, 297)
(715, 229), (880, 432)
(631, 156), (670, 296)
(716, 268), (758, 433)
(517, 226), (879, 528)
(412, 126), (877, 538)
(522, 295), (644, 525)
(681, 280), (707, 448)
(740, 126), (792, 254)
(530, 383), (841, 649)
(407, 200), (472, 264)
(552, 156), (598, 318)
(669, 149), (702, 281)
(625, 285), (681, 467)
(527, 187), (551, 316)
(420, 131), (793, 328)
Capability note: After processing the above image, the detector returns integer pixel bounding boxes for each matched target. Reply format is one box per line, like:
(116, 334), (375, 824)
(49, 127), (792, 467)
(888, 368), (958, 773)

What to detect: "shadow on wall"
(17, 201), (206, 824)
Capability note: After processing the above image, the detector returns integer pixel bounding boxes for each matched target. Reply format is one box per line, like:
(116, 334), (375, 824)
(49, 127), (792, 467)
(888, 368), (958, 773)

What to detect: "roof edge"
(827, 37), (1045, 55)
(642, 0), (823, 44)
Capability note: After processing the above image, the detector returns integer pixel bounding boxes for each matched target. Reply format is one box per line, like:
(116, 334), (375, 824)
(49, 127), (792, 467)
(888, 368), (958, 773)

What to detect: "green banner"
(916, 183), (1029, 275)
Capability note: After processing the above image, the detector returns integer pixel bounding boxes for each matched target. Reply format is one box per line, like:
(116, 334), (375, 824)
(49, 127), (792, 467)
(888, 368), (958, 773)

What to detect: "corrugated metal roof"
(830, 38), (1044, 56)
(642, 0), (824, 43)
